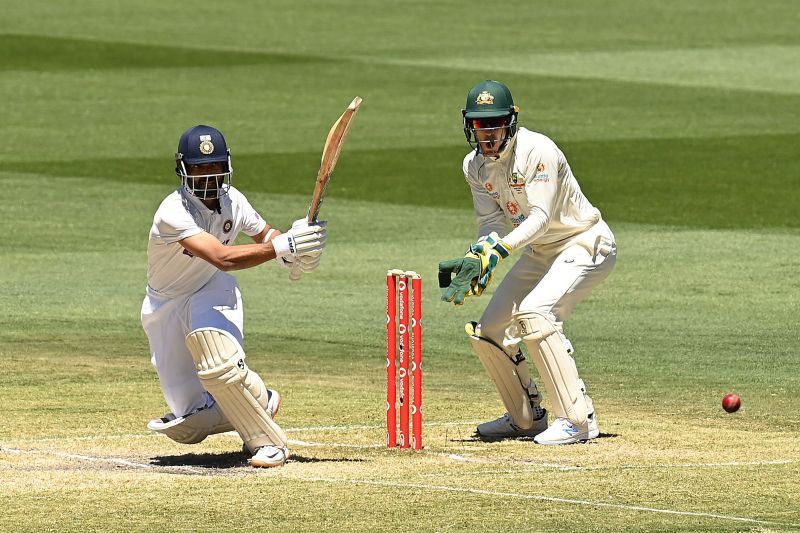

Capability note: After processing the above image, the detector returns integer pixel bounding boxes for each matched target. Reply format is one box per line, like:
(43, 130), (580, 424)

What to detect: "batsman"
(142, 125), (327, 467)
(439, 81), (617, 445)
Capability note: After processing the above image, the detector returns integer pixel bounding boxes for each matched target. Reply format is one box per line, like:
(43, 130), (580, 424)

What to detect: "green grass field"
(2, 1), (799, 531)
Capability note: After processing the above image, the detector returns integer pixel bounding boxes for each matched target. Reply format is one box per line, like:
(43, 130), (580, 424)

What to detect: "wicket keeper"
(439, 81), (617, 445)
(142, 125), (327, 466)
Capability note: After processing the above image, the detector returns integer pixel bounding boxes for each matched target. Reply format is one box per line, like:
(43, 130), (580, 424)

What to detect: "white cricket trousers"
(141, 271), (244, 417)
(478, 220), (617, 349)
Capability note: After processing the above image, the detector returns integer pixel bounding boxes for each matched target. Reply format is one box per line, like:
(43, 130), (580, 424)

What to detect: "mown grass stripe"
(0, 33), (338, 71)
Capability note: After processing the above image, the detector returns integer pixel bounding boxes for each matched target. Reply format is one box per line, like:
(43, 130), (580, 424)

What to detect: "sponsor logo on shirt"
(511, 214), (527, 227)
(533, 172), (549, 182)
(506, 201), (520, 216)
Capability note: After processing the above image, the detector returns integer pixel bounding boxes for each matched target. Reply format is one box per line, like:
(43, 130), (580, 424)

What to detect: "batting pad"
(186, 328), (287, 453)
(515, 312), (588, 426)
(147, 402), (234, 444)
(466, 322), (537, 430)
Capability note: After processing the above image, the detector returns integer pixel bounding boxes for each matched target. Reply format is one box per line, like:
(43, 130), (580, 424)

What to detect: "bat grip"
(289, 262), (303, 282)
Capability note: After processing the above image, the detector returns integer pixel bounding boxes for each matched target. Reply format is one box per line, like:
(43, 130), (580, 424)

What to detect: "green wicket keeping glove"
(438, 255), (481, 305)
(468, 232), (513, 296)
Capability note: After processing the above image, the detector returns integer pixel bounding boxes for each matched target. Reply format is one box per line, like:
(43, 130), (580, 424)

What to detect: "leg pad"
(466, 322), (542, 430)
(186, 328), (287, 453)
(516, 312), (588, 426)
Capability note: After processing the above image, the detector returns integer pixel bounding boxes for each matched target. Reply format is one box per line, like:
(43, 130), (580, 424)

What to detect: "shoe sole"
(476, 420), (549, 440)
(249, 448), (288, 468)
(249, 458), (286, 468)
(534, 432), (591, 445)
(248, 459), (286, 468)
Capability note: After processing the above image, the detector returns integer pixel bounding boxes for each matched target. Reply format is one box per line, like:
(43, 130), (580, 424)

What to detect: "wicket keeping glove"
(467, 232), (513, 296)
(438, 255), (481, 305)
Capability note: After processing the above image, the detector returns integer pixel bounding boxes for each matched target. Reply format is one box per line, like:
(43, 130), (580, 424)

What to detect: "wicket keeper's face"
(472, 116), (511, 158)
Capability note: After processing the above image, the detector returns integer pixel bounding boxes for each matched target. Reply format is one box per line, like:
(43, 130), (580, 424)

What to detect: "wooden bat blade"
(307, 96), (362, 222)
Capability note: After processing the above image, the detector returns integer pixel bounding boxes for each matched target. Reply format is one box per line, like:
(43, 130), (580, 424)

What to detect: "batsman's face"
(187, 162), (226, 199)
(472, 117), (510, 157)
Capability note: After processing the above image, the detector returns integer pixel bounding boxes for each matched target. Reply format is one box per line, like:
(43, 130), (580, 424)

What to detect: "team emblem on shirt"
(537, 163), (545, 172)
(223, 220), (233, 233)
(476, 91), (494, 105)
(506, 201), (520, 216)
(199, 134), (215, 155)
(484, 181), (494, 192)
(508, 172), (526, 191)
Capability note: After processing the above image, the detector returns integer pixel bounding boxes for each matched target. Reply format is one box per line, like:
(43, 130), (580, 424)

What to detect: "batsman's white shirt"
(147, 186), (266, 298)
(463, 128), (617, 346)
(142, 186), (267, 417)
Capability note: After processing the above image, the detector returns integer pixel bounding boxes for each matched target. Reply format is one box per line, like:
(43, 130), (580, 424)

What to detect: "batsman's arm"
(180, 224), (325, 272)
(251, 224), (282, 245)
(180, 232), (281, 271)
(252, 226), (294, 270)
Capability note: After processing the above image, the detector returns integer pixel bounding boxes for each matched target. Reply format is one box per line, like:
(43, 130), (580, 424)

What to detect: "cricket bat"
(290, 96), (363, 281)
(306, 96), (363, 223)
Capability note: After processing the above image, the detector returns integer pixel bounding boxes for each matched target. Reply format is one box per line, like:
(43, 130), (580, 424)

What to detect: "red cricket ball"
(722, 393), (741, 413)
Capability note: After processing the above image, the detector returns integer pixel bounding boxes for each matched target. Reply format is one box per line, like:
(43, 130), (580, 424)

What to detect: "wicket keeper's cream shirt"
(146, 186), (267, 298)
(463, 128), (600, 251)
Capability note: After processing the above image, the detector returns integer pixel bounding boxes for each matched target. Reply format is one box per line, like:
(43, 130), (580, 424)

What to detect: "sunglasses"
(471, 117), (510, 130)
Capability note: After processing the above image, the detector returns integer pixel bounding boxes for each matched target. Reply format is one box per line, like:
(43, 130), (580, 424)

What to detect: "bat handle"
(289, 262), (303, 282)
(292, 213), (320, 282)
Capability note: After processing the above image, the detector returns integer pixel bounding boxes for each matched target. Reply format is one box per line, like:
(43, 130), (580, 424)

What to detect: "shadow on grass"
(289, 455), (366, 464)
(151, 451), (366, 469)
(151, 451), (247, 469)
(459, 431), (619, 443)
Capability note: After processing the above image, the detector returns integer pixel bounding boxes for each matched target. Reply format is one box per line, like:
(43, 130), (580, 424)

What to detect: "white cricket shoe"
(476, 408), (548, 439)
(588, 411), (599, 439)
(249, 445), (289, 468)
(534, 416), (598, 445)
(240, 388), (284, 457)
(266, 389), (281, 419)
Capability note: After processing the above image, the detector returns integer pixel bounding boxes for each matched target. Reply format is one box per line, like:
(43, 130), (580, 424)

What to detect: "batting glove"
(271, 221), (327, 260)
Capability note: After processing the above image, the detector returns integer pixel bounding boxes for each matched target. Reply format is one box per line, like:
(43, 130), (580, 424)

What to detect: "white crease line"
(441, 453), (577, 470)
(289, 475), (800, 528)
(284, 420), (482, 433)
(4, 447), (799, 526)
(8, 420), (483, 443)
(288, 439), (383, 449)
(2, 447), (205, 476)
(603, 459), (795, 470)
(12, 434), (158, 443)
(5, 436), (798, 472)
(439, 454), (796, 472)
